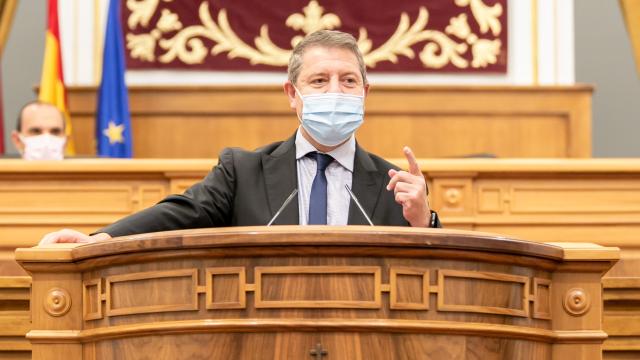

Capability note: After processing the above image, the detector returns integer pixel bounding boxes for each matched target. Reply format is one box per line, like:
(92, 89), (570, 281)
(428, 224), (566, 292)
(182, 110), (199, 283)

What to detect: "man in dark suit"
(39, 30), (439, 245)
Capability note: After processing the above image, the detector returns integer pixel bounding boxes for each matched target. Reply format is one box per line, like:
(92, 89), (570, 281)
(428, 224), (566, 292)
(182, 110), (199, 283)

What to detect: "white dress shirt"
(295, 128), (355, 225)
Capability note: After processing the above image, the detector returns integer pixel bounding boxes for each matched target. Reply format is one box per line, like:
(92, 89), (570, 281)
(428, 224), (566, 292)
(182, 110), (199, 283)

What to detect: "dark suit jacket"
(100, 135), (438, 237)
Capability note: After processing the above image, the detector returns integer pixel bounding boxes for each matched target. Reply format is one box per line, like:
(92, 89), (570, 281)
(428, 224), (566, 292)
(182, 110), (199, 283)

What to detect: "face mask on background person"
(295, 87), (365, 146)
(19, 134), (66, 160)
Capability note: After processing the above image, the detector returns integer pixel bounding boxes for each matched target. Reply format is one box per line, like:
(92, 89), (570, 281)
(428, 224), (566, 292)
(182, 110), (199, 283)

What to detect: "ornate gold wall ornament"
(286, 0), (341, 48)
(446, 14), (472, 40)
(157, 8), (183, 33)
(470, 38), (501, 68)
(358, 7), (469, 69)
(455, 0), (503, 36)
(125, 0), (504, 70)
(445, 9), (501, 68)
(128, 0), (163, 29)
(563, 288), (591, 316)
(126, 32), (159, 62)
(156, 3), (291, 65)
(44, 287), (72, 317)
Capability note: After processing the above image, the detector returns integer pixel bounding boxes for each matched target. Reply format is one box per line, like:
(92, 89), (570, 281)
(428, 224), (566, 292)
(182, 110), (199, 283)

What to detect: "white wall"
(1, 2), (46, 155)
(576, 1), (640, 157)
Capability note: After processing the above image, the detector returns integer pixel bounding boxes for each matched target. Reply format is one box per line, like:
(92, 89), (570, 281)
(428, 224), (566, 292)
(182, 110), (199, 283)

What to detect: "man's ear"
(283, 81), (297, 109)
(364, 83), (370, 97)
(10, 130), (24, 153)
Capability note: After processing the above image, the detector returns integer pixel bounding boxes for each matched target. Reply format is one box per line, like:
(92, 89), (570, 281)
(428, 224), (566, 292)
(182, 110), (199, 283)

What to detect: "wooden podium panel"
(16, 227), (617, 359)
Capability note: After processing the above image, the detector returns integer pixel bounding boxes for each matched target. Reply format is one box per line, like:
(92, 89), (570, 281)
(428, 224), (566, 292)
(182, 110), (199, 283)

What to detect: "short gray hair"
(287, 30), (368, 86)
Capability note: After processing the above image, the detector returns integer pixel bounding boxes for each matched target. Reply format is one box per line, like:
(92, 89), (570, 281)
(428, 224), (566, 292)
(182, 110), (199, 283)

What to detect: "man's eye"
(343, 79), (358, 87)
(50, 129), (63, 136)
(311, 78), (325, 84)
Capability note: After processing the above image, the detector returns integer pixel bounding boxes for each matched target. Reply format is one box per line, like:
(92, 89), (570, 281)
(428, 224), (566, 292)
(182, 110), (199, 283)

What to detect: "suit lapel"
(348, 144), (385, 225)
(262, 135), (299, 225)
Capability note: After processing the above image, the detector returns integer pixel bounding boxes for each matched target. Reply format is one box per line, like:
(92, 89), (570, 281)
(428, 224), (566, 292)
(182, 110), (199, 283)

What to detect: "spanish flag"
(39, 0), (74, 154)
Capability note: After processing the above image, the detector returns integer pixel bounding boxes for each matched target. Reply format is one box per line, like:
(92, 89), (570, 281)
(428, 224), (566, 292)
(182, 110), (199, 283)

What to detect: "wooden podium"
(15, 227), (618, 360)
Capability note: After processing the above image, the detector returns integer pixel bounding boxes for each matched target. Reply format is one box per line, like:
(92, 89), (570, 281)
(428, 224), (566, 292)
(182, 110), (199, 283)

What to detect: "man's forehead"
(299, 46), (360, 71)
(22, 104), (64, 128)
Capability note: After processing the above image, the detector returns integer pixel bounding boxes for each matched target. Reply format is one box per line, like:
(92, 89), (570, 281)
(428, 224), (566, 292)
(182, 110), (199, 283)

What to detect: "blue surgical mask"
(295, 87), (365, 146)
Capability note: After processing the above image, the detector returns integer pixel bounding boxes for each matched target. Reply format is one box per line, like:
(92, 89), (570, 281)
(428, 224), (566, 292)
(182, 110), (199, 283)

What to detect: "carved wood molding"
(83, 266), (551, 321)
(254, 266), (382, 309)
(104, 269), (199, 317)
(563, 288), (591, 317)
(27, 320), (610, 344)
(43, 287), (72, 317)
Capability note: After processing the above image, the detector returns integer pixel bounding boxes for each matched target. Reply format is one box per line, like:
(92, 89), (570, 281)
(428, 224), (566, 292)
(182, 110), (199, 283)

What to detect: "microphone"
(344, 185), (374, 226)
(267, 189), (298, 226)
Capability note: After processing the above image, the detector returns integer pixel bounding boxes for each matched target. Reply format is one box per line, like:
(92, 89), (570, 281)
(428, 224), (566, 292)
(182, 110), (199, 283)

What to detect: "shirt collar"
(295, 127), (355, 172)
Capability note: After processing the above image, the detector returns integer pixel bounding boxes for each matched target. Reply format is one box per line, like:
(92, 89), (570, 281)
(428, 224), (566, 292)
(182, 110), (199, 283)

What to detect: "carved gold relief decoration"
(44, 287), (72, 317)
(157, 9), (183, 33)
(455, 0), (502, 36)
(127, 0), (165, 29)
(286, 1), (341, 47)
(125, 0), (504, 70)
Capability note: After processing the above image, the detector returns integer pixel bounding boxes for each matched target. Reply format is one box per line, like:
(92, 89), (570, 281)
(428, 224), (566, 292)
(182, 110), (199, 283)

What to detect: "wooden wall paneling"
(1, 158), (640, 276)
(0, 276), (31, 357)
(602, 278), (640, 358)
(2, 158), (640, 356)
(66, 85), (593, 159)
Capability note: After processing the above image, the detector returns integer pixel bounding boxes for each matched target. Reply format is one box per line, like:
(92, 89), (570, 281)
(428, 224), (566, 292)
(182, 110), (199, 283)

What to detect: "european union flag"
(96, 0), (132, 157)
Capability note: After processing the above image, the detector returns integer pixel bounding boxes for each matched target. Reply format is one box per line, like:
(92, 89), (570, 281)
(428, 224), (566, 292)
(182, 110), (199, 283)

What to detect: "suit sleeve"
(95, 149), (237, 237)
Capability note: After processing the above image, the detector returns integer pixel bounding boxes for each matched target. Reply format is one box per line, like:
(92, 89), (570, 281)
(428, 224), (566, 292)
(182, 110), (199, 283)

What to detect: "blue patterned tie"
(308, 152), (334, 225)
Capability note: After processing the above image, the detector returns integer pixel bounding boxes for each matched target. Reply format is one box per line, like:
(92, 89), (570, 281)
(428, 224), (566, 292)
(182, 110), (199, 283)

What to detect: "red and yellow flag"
(39, 0), (74, 154)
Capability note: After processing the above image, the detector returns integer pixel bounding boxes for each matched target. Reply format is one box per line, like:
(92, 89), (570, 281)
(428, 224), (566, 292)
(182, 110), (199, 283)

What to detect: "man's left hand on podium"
(38, 229), (112, 246)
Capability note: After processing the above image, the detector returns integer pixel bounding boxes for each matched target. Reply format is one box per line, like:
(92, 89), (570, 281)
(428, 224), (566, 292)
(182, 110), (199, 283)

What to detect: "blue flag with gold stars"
(96, 0), (132, 157)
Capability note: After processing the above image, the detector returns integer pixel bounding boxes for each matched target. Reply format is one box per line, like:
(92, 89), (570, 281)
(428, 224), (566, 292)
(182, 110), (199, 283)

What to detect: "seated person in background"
(11, 101), (66, 160)
(38, 30), (440, 245)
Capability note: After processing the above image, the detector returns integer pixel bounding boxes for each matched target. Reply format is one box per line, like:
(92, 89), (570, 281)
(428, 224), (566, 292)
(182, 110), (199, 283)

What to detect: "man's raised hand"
(386, 146), (431, 227)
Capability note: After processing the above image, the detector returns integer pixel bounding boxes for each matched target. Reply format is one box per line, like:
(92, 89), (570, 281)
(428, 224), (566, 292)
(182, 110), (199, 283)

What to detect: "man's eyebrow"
(306, 71), (329, 77)
(339, 69), (360, 76)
